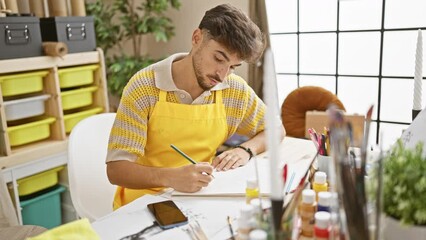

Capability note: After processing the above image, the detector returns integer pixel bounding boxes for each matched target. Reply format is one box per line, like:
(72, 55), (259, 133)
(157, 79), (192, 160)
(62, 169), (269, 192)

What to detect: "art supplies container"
(20, 185), (66, 229)
(237, 204), (256, 240)
(60, 86), (98, 110)
(249, 229), (267, 240)
(313, 171), (328, 200)
(317, 155), (332, 176)
(58, 64), (99, 88)
(0, 70), (48, 97)
(40, 16), (96, 53)
(3, 94), (50, 121)
(63, 107), (103, 133)
(246, 178), (259, 204)
(7, 117), (56, 146)
(317, 191), (332, 212)
(299, 189), (316, 238)
(0, 17), (43, 60)
(314, 211), (331, 240)
(17, 166), (64, 197)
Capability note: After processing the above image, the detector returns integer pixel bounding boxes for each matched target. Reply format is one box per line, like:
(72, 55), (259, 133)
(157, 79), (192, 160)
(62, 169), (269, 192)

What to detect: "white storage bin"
(3, 94), (50, 121)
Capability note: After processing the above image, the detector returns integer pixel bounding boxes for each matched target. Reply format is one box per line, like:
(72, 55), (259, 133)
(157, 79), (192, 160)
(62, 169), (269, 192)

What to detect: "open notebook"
(172, 138), (316, 197)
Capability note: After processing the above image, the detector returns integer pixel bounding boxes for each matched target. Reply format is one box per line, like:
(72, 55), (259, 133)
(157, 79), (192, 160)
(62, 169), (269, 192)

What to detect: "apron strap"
(215, 90), (223, 105)
(159, 90), (167, 102)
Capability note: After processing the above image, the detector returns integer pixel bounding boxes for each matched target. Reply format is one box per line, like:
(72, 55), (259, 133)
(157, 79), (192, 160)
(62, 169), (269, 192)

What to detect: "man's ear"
(192, 28), (203, 46)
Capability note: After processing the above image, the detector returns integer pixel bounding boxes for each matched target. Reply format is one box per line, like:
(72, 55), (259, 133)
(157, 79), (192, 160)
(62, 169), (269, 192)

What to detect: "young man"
(106, 3), (285, 209)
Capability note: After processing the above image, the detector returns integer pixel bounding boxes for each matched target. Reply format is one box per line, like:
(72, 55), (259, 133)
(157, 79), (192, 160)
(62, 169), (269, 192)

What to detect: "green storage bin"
(58, 64), (99, 89)
(20, 185), (66, 229)
(61, 86), (98, 110)
(0, 70), (48, 97)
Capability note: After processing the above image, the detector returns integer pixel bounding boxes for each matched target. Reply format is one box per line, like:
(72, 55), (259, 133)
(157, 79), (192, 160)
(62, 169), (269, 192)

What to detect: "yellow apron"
(113, 90), (228, 209)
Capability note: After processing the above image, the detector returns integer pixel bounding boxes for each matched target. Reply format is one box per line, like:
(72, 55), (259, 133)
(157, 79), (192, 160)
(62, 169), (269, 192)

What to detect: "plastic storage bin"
(61, 86), (98, 110)
(17, 166), (64, 197)
(7, 117), (56, 146)
(0, 70), (48, 97)
(63, 107), (103, 133)
(20, 185), (66, 229)
(3, 94), (50, 121)
(58, 64), (99, 89)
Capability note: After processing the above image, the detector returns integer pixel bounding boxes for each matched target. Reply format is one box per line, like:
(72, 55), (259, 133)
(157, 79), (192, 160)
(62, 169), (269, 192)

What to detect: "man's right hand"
(166, 162), (214, 192)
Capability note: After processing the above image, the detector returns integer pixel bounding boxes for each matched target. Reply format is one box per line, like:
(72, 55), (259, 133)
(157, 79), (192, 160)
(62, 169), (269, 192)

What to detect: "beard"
(192, 48), (221, 91)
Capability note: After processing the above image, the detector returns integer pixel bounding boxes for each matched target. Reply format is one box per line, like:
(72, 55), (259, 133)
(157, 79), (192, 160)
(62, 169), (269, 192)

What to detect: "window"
(267, 0), (426, 149)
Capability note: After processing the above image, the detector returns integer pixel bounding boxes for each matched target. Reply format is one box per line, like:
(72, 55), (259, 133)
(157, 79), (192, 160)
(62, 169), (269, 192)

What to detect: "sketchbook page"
(172, 137), (317, 196)
(92, 194), (245, 240)
(173, 196), (246, 240)
(92, 195), (171, 240)
(172, 156), (269, 196)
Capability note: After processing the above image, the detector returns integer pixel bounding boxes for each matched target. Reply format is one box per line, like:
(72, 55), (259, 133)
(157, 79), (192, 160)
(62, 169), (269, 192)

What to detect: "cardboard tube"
(29, 0), (44, 17)
(48, 0), (67, 16)
(17, 0), (29, 13)
(70, 0), (85, 16)
(5, 0), (18, 13)
(43, 42), (68, 57)
(1, 0), (7, 10)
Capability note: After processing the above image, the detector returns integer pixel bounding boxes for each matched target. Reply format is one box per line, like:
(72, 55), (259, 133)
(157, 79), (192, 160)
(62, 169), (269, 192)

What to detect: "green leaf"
(88, 0), (181, 96)
(382, 139), (426, 225)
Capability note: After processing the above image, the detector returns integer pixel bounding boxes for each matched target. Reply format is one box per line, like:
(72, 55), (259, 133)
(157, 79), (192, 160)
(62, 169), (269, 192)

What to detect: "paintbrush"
(357, 105), (374, 210)
(340, 159), (369, 240)
(329, 107), (369, 240)
(375, 134), (384, 240)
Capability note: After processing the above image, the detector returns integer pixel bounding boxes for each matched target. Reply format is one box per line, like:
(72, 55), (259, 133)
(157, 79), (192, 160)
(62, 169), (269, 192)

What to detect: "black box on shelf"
(40, 16), (96, 53)
(0, 17), (43, 60)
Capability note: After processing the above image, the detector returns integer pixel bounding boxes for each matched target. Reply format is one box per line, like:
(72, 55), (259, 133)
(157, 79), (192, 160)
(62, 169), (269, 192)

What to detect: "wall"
(90, 0), (249, 80)
(145, 0), (250, 80)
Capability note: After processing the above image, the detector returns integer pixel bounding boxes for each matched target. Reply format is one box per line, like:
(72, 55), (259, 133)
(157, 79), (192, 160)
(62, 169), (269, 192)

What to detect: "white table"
(92, 137), (316, 240)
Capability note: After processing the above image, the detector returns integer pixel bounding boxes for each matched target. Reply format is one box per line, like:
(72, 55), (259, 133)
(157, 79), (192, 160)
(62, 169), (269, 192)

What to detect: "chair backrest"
(281, 86), (345, 138)
(67, 113), (116, 222)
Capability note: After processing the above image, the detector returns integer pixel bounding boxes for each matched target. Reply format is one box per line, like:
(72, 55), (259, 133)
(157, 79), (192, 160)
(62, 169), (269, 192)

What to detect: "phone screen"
(147, 200), (188, 229)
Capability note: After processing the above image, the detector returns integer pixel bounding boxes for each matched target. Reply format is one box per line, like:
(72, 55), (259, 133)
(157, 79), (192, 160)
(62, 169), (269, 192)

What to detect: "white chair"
(67, 113), (117, 222)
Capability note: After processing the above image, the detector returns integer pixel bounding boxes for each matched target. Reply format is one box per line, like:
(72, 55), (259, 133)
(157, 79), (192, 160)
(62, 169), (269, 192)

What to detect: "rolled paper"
(43, 42), (68, 57)
(0, 0), (8, 16)
(17, 0), (29, 13)
(70, 0), (85, 16)
(29, 0), (44, 17)
(48, 0), (67, 17)
(5, 0), (18, 13)
(413, 29), (423, 110)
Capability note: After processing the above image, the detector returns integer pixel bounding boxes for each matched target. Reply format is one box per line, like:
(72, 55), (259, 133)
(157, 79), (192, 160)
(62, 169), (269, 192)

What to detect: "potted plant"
(382, 139), (426, 239)
(86, 0), (181, 109)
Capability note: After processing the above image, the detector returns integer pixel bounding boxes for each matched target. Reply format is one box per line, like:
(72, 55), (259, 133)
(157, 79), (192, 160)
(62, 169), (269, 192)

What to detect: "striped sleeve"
(223, 75), (266, 138)
(106, 69), (157, 162)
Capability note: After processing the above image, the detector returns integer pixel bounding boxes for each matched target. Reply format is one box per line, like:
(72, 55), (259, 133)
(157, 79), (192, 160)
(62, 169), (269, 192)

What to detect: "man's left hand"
(211, 148), (250, 171)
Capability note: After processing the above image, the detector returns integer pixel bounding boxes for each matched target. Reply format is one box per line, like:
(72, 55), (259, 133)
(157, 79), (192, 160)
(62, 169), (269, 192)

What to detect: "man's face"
(192, 36), (243, 91)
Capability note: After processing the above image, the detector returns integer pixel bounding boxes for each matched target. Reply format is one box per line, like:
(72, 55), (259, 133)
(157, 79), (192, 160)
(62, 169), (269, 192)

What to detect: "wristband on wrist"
(235, 145), (254, 160)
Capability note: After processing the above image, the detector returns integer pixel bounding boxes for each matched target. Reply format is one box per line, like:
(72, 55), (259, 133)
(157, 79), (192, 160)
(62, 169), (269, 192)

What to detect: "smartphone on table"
(147, 200), (189, 229)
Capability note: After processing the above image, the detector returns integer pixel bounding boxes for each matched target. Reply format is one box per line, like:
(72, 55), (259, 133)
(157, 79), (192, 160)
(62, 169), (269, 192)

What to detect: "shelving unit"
(0, 48), (110, 224)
